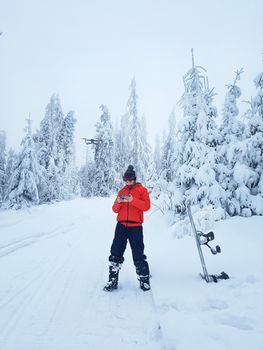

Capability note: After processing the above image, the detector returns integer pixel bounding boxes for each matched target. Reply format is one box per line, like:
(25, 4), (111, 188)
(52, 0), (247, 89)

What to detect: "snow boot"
(103, 262), (121, 292)
(139, 276), (151, 292)
(135, 259), (151, 291)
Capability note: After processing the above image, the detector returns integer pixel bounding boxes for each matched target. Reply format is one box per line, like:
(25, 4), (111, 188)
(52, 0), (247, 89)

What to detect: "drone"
(81, 138), (99, 145)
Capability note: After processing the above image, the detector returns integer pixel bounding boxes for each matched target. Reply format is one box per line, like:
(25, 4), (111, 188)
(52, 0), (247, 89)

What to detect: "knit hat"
(123, 165), (136, 181)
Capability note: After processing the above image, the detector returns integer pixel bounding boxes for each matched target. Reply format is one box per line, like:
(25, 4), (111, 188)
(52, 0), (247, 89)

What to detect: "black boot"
(135, 259), (151, 292)
(103, 262), (121, 292)
(139, 275), (151, 291)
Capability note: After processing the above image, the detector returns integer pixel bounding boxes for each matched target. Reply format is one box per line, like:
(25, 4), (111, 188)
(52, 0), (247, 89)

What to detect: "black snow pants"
(109, 222), (150, 278)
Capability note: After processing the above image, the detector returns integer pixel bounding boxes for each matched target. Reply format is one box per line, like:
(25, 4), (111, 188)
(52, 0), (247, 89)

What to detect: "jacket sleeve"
(112, 190), (122, 213)
(131, 188), (151, 212)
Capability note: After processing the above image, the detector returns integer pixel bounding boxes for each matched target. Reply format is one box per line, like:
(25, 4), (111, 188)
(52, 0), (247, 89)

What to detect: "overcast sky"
(1, 0), (262, 165)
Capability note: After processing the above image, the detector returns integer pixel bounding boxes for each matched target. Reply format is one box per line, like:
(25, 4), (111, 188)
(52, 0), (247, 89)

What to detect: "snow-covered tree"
(146, 135), (161, 197)
(0, 130), (7, 204)
(36, 95), (63, 202)
(140, 114), (152, 182)
(170, 50), (226, 217)
(38, 94), (64, 167)
(216, 69), (249, 216)
(160, 109), (177, 183)
(58, 110), (79, 198)
(114, 115), (130, 187)
(59, 111), (76, 171)
(125, 78), (150, 184)
(152, 110), (180, 209)
(220, 69), (244, 143)
(5, 149), (18, 183)
(126, 78), (140, 174)
(153, 135), (162, 177)
(113, 79), (151, 185)
(79, 155), (96, 198)
(36, 94), (73, 202)
(178, 53), (220, 147)
(93, 105), (116, 196)
(237, 64), (263, 215)
(5, 117), (42, 209)
(247, 69), (263, 197)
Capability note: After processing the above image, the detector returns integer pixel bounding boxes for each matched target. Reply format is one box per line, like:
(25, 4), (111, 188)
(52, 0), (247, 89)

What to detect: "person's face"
(125, 179), (135, 187)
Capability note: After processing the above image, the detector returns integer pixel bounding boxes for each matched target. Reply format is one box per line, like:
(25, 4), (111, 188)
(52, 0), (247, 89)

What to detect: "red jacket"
(112, 183), (150, 227)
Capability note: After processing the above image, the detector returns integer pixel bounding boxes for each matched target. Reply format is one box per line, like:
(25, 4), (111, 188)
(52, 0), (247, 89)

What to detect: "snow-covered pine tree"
(160, 109), (177, 183)
(4, 149), (20, 205)
(113, 116), (130, 187)
(147, 135), (162, 199)
(140, 114), (151, 183)
(79, 154), (96, 198)
(37, 94), (64, 202)
(249, 68), (263, 196)
(172, 49), (226, 217)
(220, 69), (244, 143)
(239, 62), (263, 215)
(216, 69), (251, 216)
(58, 110), (79, 198)
(0, 130), (7, 204)
(93, 105), (116, 197)
(153, 135), (162, 177)
(5, 149), (18, 182)
(5, 117), (42, 209)
(153, 110), (180, 211)
(125, 78), (150, 184)
(59, 111), (76, 170)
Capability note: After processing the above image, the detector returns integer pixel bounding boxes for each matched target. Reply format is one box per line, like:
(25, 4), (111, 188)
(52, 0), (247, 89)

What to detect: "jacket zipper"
(126, 190), (130, 226)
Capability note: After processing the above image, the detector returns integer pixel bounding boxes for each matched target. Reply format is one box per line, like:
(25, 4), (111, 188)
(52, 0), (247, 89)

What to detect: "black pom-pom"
(123, 165), (136, 181)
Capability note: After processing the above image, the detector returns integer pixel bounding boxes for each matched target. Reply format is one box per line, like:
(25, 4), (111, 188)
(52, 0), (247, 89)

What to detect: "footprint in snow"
(245, 274), (257, 284)
(218, 315), (254, 330)
(204, 298), (229, 311)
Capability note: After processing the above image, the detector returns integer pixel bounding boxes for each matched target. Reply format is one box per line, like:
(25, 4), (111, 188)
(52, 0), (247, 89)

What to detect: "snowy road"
(0, 198), (263, 350)
(0, 199), (165, 350)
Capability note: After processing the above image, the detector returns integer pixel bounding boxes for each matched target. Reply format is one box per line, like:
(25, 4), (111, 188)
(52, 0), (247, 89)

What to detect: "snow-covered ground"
(0, 198), (262, 350)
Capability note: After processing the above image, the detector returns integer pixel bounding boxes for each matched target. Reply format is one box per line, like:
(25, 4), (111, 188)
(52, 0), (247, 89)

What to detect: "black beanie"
(123, 165), (136, 181)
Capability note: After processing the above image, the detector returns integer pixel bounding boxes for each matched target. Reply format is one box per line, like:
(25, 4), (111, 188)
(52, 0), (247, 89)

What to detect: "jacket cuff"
(112, 203), (122, 213)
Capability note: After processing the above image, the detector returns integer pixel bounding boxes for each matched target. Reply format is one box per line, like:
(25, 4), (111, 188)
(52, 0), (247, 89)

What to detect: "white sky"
(0, 0), (262, 166)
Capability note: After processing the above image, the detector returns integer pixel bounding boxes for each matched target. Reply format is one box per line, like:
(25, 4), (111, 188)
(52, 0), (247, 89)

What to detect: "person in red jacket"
(103, 165), (151, 292)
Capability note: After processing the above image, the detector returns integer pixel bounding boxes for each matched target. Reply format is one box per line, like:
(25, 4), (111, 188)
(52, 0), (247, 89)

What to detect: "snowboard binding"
(187, 204), (229, 283)
(197, 231), (221, 255)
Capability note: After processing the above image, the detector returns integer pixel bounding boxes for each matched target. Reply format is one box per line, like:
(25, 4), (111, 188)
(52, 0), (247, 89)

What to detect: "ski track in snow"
(0, 224), (75, 258)
(0, 199), (167, 350)
(77, 276), (164, 350)
(1, 198), (263, 350)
